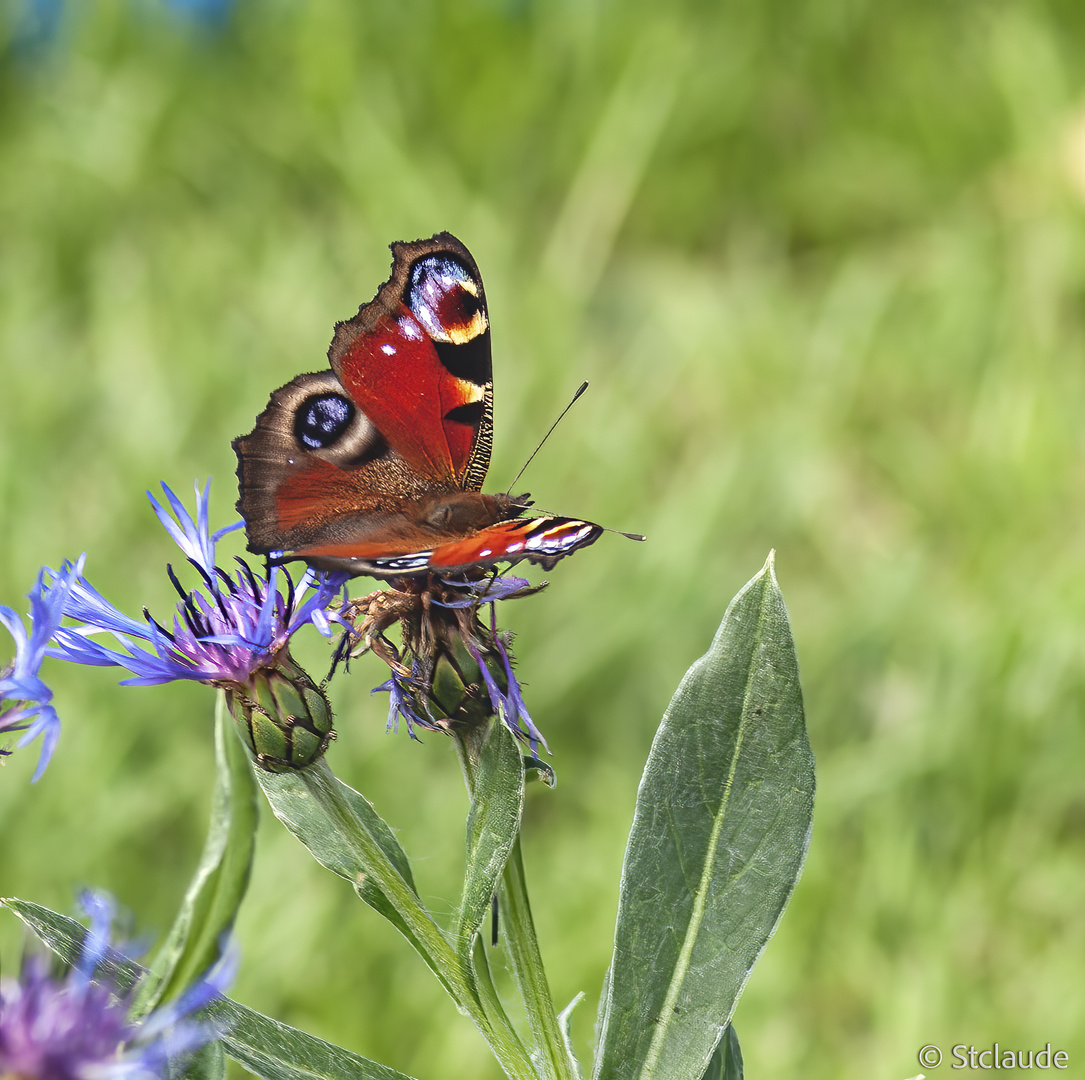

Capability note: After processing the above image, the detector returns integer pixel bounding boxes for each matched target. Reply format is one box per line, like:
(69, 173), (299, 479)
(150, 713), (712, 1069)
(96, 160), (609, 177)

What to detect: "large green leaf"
(254, 760), (538, 1080)
(137, 695), (258, 1014)
(455, 720), (525, 961)
(594, 554), (814, 1080)
(2, 899), (419, 1080)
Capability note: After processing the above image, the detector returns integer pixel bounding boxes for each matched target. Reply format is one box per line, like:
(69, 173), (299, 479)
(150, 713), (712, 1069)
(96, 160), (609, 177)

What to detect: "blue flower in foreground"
(0, 891), (236, 1080)
(0, 557), (84, 780)
(45, 482), (346, 689)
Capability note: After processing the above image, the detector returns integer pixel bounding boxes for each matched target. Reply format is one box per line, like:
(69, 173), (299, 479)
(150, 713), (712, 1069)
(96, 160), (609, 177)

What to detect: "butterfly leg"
(333, 587), (421, 679)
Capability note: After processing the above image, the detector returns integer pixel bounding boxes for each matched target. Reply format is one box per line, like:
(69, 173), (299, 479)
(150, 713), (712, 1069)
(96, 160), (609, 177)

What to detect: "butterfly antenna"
(505, 381), (590, 495)
(527, 498), (647, 544)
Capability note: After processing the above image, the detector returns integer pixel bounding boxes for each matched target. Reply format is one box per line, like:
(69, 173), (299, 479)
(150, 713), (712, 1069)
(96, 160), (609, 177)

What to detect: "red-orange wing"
(328, 233), (494, 491)
(290, 516), (603, 578)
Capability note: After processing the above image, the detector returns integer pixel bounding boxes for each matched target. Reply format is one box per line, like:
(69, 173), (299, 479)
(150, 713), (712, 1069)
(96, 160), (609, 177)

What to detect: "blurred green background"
(2, 0), (1085, 1076)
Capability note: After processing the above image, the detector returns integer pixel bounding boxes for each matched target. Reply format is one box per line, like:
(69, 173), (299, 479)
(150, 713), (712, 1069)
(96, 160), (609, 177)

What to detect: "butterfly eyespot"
(295, 392), (355, 449)
(409, 254), (488, 345)
(455, 289), (481, 318)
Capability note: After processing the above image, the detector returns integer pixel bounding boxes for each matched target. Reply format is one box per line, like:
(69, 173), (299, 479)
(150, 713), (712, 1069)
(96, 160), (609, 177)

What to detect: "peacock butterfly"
(233, 232), (606, 579)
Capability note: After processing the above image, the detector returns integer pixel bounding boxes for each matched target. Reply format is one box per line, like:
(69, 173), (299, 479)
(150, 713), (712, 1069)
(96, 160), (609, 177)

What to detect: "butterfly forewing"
(328, 234), (494, 490)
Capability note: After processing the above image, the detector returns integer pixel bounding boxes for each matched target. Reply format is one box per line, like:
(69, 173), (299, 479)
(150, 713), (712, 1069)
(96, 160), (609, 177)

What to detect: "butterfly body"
(234, 233), (604, 579)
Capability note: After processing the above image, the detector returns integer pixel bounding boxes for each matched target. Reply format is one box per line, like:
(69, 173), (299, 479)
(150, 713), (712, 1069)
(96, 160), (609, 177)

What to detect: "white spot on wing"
(397, 316), (423, 341)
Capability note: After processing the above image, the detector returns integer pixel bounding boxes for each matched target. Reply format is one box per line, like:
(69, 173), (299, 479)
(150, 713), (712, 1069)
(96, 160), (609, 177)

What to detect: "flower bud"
(350, 575), (548, 750)
(428, 637), (507, 730)
(225, 657), (334, 771)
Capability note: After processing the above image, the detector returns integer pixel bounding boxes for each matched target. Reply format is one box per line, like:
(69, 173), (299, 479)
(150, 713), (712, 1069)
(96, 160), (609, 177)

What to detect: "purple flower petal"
(432, 574), (535, 608)
(0, 556), (84, 779)
(41, 482), (345, 689)
(372, 671), (437, 740)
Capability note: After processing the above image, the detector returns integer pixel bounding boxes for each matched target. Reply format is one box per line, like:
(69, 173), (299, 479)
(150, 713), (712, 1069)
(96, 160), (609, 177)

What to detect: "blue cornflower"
(45, 481), (346, 689)
(0, 891), (236, 1080)
(361, 575), (550, 751)
(0, 557), (85, 780)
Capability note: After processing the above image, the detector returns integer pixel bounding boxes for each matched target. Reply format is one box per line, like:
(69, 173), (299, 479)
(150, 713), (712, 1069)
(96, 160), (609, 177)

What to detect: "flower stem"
(500, 834), (576, 1080)
(255, 758), (538, 1080)
(455, 727), (575, 1080)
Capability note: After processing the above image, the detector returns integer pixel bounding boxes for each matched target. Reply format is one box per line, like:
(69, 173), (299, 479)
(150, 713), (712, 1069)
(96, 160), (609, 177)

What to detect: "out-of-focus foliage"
(1, 2), (1084, 1077)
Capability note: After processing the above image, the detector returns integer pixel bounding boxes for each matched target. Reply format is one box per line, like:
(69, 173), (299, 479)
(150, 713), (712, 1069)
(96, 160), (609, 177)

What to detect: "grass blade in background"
(593, 554), (814, 1080)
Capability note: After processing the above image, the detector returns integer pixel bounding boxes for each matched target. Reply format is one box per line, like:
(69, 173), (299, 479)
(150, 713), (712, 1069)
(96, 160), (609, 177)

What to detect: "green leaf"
(593, 554), (814, 1080)
(137, 695), (258, 1014)
(253, 760), (462, 1000)
(499, 837), (573, 1080)
(468, 932), (528, 1061)
(179, 1041), (227, 1080)
(700, 1026), (743, 1080)
(254, 758), (416, 895)
(3, 707), (257, 1020)
(523, 755), (556, 788)
(1, 897), (143, 992)
(2, 899), (419, 1080)
(557, 992), (587, 1080)
(254, 760), (538, 1080)
(455, 720), (525, 960)
(209, 995), (420, 1080)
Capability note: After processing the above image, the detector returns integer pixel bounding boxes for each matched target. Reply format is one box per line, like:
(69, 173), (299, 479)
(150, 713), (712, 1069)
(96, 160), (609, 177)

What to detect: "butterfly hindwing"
(428, 517), (604, 572)
(233, 370), (439, 555)
(288, 516), (603, 577)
